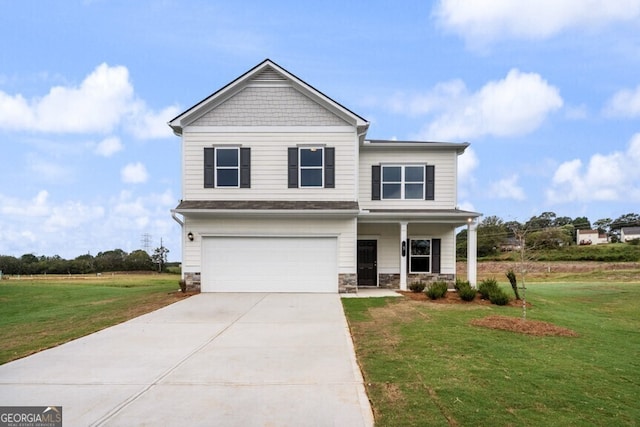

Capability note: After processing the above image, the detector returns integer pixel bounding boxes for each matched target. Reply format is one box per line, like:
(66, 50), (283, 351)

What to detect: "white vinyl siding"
(183, 130), (357, 201)
(182, 216), (356, 276)
(359, 149), (458, 210)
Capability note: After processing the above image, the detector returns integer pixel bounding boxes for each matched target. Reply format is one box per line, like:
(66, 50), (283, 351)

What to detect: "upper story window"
(372, 164), (434, 200)
(204, 147), (251, 188)
(288, 146), (335, 189)
(382, 165), (424, 199)
(300, 147), (324, 187)
(216, 148), (239, 187)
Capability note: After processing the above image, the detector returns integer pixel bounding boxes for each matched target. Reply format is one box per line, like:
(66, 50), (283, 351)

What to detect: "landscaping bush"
(505, 269), (520, 299)
(408, 281), (426, 293)
(489, 288), (510, 306)
(454, 279), (470, 291)
(425, 281), (448, 300)
(459, 285), (477, 301)
(478, 278), (499, 299)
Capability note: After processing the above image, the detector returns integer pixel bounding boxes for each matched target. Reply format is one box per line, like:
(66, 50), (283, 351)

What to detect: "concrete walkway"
(0, 294), (374, 426)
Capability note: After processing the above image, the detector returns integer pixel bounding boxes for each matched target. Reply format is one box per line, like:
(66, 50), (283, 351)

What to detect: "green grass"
(343, 282), (640, 426)
(0, 274), (181, 364)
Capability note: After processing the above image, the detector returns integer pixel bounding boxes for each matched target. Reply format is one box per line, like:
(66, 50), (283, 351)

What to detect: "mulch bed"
(397, 290), (577, 337)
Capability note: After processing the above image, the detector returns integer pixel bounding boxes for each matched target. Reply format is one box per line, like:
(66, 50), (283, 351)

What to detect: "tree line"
(458, 211), (640, 257)
(0, 246), (170, 276)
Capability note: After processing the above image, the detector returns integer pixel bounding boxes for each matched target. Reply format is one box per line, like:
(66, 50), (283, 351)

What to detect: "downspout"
(171, 209), (184, 226)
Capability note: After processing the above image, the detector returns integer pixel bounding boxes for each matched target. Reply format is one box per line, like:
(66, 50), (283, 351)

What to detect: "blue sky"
(2, 0), (640, 260)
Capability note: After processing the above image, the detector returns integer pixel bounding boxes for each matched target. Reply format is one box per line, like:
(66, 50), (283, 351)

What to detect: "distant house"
(577, 229), (608, 245)
(499, 237), (522, 252)
(620, 227), (640, 243)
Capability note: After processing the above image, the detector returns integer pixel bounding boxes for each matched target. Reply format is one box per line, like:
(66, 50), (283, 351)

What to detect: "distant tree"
(526, 212), (556, 231)
(69, 254), (95, 274)
(95, 249), (127, 272)
(594, 218), (612, 235)
(0, 255), (20, 275)
(456, 228), (468, 258)
(477, 216), (509, 256)
(611, 213), (640, 230)
(554, 216), (573, 227)
(125, 250), (154, 271)
(152, 241), (169, 272)
(572, 216), (591, 231)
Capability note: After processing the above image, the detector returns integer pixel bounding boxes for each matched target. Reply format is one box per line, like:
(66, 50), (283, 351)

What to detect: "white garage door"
(201, 236), (338, 292)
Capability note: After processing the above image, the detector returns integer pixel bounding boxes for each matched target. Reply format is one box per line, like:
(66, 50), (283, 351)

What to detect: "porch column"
(467, 218), (478, 288)
(400, 221), (408, 290)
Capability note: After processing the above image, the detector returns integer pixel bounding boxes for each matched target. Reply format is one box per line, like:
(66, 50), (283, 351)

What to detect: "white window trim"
(214, 147), (240, 188)
(299, 147), (324, 188)
(409, 236), (431, 274)
(381, 165), (425, 200)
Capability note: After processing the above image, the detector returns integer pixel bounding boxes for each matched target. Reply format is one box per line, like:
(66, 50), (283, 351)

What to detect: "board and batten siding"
(182, 130), (358, 201)
(358, 223), (456, 275)
(182, 216), (356, 275)
(359, 148), (458, 210)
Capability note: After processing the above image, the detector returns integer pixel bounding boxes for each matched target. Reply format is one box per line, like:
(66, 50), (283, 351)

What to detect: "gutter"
(171, 209), (184, 226)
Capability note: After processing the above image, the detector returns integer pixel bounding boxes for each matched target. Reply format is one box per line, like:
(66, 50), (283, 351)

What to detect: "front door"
(357, 240), (377, 286)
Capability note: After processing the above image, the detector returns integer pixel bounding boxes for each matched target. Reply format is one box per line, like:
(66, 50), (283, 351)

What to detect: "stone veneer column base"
(183, 272), (201, 293)
(338, 274), (357, 293)
(378, 274), (401, 289)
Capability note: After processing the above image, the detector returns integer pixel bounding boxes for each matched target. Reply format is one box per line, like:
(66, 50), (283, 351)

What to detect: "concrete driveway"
(0, 293), (373, 426)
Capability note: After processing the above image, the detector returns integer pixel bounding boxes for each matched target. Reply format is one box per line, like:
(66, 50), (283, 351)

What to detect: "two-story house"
(169, 60), (480, 293)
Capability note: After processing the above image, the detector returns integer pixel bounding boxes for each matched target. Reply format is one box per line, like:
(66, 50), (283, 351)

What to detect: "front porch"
(356, 210), (479, 291)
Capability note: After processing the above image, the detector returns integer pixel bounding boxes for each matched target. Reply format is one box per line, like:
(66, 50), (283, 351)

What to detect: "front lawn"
(343, 282), (640, 426)
(0, 274), (183, 364)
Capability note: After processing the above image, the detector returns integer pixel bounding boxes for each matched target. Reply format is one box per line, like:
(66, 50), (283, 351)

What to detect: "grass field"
(343, 281), (640, 426)
(0, 274), (182, 364)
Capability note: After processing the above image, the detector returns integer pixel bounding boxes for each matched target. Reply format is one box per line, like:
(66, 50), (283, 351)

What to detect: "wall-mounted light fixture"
(402, 240), (406, 257)
(187, 232), (194, 241)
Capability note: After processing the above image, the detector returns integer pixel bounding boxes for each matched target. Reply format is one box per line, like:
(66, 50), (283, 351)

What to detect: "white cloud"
(94, 136), (124, 157)
(434, 0), (640, 46)
(0, 188), (176, 258)
(26, 154), (73, 183)
(489, 174), (526, 200)
(0, 63), (178, 139)
(603, 85), (640, 118)
(127, 103), (181, 139)
(546, 133), (640, 203)
(458, 147), (478, 182)
(121, 162), (149, 184)
(412, 69), (562, 140)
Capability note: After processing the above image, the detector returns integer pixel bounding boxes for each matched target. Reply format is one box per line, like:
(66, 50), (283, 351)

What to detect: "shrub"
(478, 278), (499, 299)
(455, 279), (470, 291)
(408, 281), (426, 293)
(489, 288), (510, 306)
(505, 269), (520, 299)
(459, 285), (477, 301)
(425, 281), (448, 300)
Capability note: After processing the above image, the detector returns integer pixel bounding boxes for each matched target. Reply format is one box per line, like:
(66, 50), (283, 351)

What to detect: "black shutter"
(371, 165), (381, 200)
(432, 238), (441, 274)
(204, 147), (214, 188)
(240, 147), (251, 188)
(426, 165), (435, 200)
(324, 147), (335, 188)
(406, 239), (411, 272)
(288, 147), (298, 188)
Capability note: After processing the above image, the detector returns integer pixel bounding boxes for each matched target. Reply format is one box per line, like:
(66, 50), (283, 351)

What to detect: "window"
(300, 147), (323, 187)
(372, 164), (434, 200)
(382, 165), (424, 199)
(204, 147), (250, 188)
(288, 147), (335, 188)
(216, 148), (239, 187)
(409, 239), (431, 273)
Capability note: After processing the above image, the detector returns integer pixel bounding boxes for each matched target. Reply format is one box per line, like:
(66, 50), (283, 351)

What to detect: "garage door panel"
(202, 237), (337, 293)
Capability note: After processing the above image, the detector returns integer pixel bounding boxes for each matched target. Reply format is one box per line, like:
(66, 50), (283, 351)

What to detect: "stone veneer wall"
(338, 273), (357, 293)
(379, 274), (400, 288)
(184, 272), (201, 293)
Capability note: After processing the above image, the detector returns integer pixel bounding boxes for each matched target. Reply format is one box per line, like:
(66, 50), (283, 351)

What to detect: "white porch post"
(467, 218), (478, 288)
(400, 222), (408, 290)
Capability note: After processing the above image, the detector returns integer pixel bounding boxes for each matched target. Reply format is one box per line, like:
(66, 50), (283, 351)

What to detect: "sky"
(1, 0), (640, 260)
